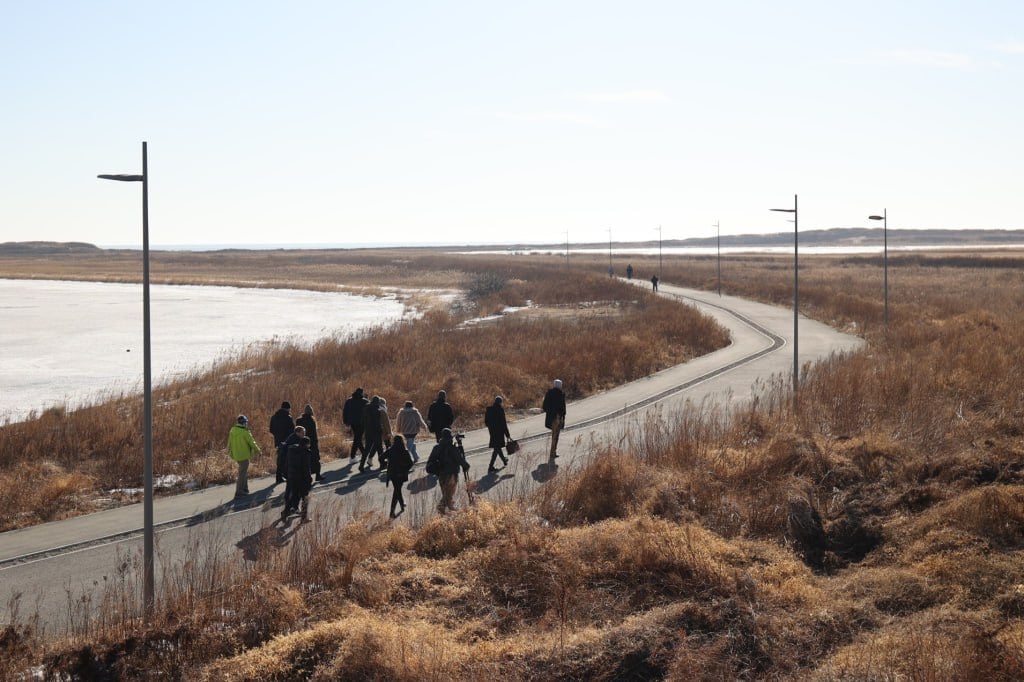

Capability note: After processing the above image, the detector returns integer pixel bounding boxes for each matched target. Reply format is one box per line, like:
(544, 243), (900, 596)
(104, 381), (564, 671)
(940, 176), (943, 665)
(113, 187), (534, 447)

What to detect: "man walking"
(542, 379), (567, 459)
(296, 404), (322, 482)
(227, 415), (261, 498)
(360, 395), (385, 471)
(269, 401), (294, 483)
(426, 428), (470, 514)
(396, 400), (430, 462)
(427, 389), (455, 442)
(343, 388), (369, 461)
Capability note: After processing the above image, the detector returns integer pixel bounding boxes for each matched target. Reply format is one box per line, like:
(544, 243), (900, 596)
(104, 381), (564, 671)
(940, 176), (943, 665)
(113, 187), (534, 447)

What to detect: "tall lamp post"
(607, 227), (613, 276)
(868, 210), (888, 327)
(656, 224), (662, 275)
(713, 221), (722, 296)
(770, 194), (799, 402)
(99, 141), (154, 618)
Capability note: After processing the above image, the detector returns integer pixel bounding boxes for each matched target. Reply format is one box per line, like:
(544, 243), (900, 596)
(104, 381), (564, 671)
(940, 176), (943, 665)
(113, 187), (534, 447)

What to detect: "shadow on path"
(475, 470), (515, 494)
(407, 473), (438, 495)
(235, 514), (307, 561)
(532, 461), (559, 483)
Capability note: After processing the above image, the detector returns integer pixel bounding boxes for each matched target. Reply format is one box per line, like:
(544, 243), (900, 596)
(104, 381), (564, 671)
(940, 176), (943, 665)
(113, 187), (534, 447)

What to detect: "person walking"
(626, 263), (634, 279)
(282, 436), (314, 520)
(360, 395), (385, 471)
(427, 389), (455, 442)
(296, 404), (323, 482)
(269, 401), (294, 483)
(384, 435), (414, 518)
(227, 415), (261, 498)
(426, 428), (470, 514)
(396, 400), (429, 462)
(343, 388), (369, 461)
(651, 274), (659, 292)
(379, 397), (394, 450)
(542, 379), (567, 459)
(484, 396), (511, 472)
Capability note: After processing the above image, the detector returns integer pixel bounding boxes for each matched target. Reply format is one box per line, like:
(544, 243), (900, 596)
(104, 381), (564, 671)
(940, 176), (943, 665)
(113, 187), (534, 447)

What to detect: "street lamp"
(656, 224), (662, 275)
(770, 194), (799, 402)
(98, 141), (154, 618)
(608, 227), (613, 276)
(868, 210), (888, 327)
(713, 221), (721, 296)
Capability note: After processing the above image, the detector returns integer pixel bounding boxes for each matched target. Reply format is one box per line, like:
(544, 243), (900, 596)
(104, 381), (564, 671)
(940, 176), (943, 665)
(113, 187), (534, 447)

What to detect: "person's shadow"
(532, 461), (559, 483)
(407, 473), (438, 494)
(475, 470), (514, 494)
(236, 514), (308, 561)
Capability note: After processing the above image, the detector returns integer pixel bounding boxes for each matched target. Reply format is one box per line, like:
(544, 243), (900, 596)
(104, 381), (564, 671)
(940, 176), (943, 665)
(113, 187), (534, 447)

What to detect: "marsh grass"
(6, 249), (1024, 679)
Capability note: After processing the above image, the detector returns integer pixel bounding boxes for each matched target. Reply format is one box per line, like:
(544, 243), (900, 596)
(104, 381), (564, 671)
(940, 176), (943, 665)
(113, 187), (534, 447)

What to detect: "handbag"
(505, 439), (519, 455)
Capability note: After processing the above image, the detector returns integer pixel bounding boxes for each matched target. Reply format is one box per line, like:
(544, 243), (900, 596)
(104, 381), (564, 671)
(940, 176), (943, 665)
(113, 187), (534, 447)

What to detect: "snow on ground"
(0, 279), (407, 423)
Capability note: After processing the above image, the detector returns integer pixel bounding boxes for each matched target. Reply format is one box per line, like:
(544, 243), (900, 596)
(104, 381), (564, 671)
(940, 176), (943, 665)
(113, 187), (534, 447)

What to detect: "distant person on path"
(542, 379), (567, 459)
(427, 390), (455, 442)
(228, 415), (261, 498)
(343, 388), (369, 461)
(626, 263), (634, 279)
(360, 395), (385, 471)
(296, 404), (323, 482)
(426, 428), (470, 514)
(269, 401), (294, 483)
(396, 400), (430, 462)
(384, 434), (414, 518)
(282, 436), (314, 520)
(277, 425), (307, 493)
(651, 274), (659, 292)
(485, 396), (511, 472)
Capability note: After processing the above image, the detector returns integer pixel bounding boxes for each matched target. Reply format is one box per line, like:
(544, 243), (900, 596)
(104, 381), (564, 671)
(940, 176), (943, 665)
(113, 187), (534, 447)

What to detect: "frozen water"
(0, 279), (406, 423)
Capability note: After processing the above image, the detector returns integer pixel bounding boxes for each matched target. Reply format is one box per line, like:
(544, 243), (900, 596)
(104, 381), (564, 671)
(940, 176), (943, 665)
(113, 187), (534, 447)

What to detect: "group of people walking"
(226, 379), (569, 519)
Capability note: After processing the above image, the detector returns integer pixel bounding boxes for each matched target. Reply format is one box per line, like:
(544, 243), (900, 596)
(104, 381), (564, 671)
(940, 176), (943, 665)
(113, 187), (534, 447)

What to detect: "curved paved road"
(0, 283), (863, 632)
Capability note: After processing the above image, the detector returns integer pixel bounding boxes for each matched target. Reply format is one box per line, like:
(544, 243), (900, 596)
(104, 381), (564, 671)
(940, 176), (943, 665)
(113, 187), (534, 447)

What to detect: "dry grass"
(5, 248), (1024, 679)
(0, 253), (727, 531)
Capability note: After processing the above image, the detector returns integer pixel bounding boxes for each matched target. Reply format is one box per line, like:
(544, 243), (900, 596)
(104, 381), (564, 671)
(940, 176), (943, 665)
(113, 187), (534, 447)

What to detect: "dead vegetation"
(3, 248), (1024, 679)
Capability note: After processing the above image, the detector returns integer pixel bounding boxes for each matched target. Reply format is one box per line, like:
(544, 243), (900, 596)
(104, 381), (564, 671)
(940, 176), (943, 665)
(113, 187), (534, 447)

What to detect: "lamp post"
(98, 141), (154, 618)
(868, 210), (888, 327)
(656, 224), (662, 275)
(714, 221), (721, 296)
(608, 227), (613, 277)
(564, 230), (569, 271)
(770, 194), (799, 402)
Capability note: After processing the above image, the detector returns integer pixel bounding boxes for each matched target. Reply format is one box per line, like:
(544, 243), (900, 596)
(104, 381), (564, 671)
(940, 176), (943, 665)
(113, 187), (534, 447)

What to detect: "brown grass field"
(2, 247), (1024, 679)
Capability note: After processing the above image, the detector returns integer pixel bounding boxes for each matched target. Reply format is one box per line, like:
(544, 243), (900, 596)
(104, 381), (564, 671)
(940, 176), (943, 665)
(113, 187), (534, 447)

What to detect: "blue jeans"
(405, 434), (420, 461)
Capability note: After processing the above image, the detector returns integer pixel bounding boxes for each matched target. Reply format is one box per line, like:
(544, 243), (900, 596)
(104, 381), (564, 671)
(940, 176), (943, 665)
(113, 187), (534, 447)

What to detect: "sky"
(2, 1), (1023, 247)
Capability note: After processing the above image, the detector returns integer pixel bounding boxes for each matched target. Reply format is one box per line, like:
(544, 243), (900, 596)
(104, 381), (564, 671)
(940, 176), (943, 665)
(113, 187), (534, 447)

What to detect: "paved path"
(0, 283), (863, 631)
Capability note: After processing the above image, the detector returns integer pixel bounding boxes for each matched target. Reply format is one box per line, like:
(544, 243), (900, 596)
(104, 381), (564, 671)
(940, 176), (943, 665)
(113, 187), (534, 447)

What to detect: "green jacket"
(228, 424), (261, 462)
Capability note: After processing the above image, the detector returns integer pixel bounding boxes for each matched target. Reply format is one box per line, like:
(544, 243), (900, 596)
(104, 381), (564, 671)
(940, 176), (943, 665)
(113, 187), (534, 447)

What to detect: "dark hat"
(441, 427), (453, 440)
(281, 401), (291, 409)
(404, 400), (413, 408)
(237, 415), (247, 424)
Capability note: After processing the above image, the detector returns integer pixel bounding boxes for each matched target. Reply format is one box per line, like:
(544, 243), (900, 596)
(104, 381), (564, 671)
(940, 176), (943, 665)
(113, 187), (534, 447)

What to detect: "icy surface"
(0, 280), (406, 423)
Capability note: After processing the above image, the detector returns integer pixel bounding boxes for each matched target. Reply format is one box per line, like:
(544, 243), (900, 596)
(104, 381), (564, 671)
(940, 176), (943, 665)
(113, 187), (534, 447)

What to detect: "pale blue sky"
(3, 1), (1022, 247)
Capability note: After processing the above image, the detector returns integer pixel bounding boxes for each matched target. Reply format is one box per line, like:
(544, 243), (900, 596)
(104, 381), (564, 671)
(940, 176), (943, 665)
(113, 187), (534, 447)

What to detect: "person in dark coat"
(427, 389), (455, 442)
(343, 388), (369, 461)
(269, 401), (294, 483)
(651, 274), (659, 292)
(276, 425), (306, 487)
(426, 428), (470, 514)
(296, 404), (322, 482)
(484, 396), (511, 472)
(542, 379), (567, 459)
(282, 436), (313, 519)
(384, 435), (414, 518)
(360, 395), (384, 471)
(626, 263), (634, 279)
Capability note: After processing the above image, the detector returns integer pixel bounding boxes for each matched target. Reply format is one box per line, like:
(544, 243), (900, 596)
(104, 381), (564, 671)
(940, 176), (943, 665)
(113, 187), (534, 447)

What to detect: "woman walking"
(384, 435), (414, 518)
(484, 396), (511, 472)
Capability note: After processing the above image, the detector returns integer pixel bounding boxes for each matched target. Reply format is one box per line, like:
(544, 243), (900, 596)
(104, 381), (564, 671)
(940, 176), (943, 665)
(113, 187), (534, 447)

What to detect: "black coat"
(542, 388), (566, 429)
(363, 397), (382, 438)
(285, 444), (313, 497)
(296, 414), (319, 450)
(484, 403), (510, 449)
(427, 439), (469, 476)
(269, 408), (294, 445)
(385, 444), (414, 484)
(427, 400), (454, 434)
(343, 392), (368, 427)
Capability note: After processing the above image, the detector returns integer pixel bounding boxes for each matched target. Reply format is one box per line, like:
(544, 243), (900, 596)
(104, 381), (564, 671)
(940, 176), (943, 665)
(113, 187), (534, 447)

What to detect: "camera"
(453, 431), (466, 451)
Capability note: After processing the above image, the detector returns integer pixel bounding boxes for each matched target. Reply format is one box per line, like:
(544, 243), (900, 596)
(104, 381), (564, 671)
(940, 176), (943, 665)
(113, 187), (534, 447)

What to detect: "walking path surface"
(0, 283), (864, 628)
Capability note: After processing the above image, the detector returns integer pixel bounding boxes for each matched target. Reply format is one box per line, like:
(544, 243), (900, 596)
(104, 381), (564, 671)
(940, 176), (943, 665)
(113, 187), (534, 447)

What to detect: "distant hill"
(0, 241), (101, 255)
(667, 227), (1024, 248)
